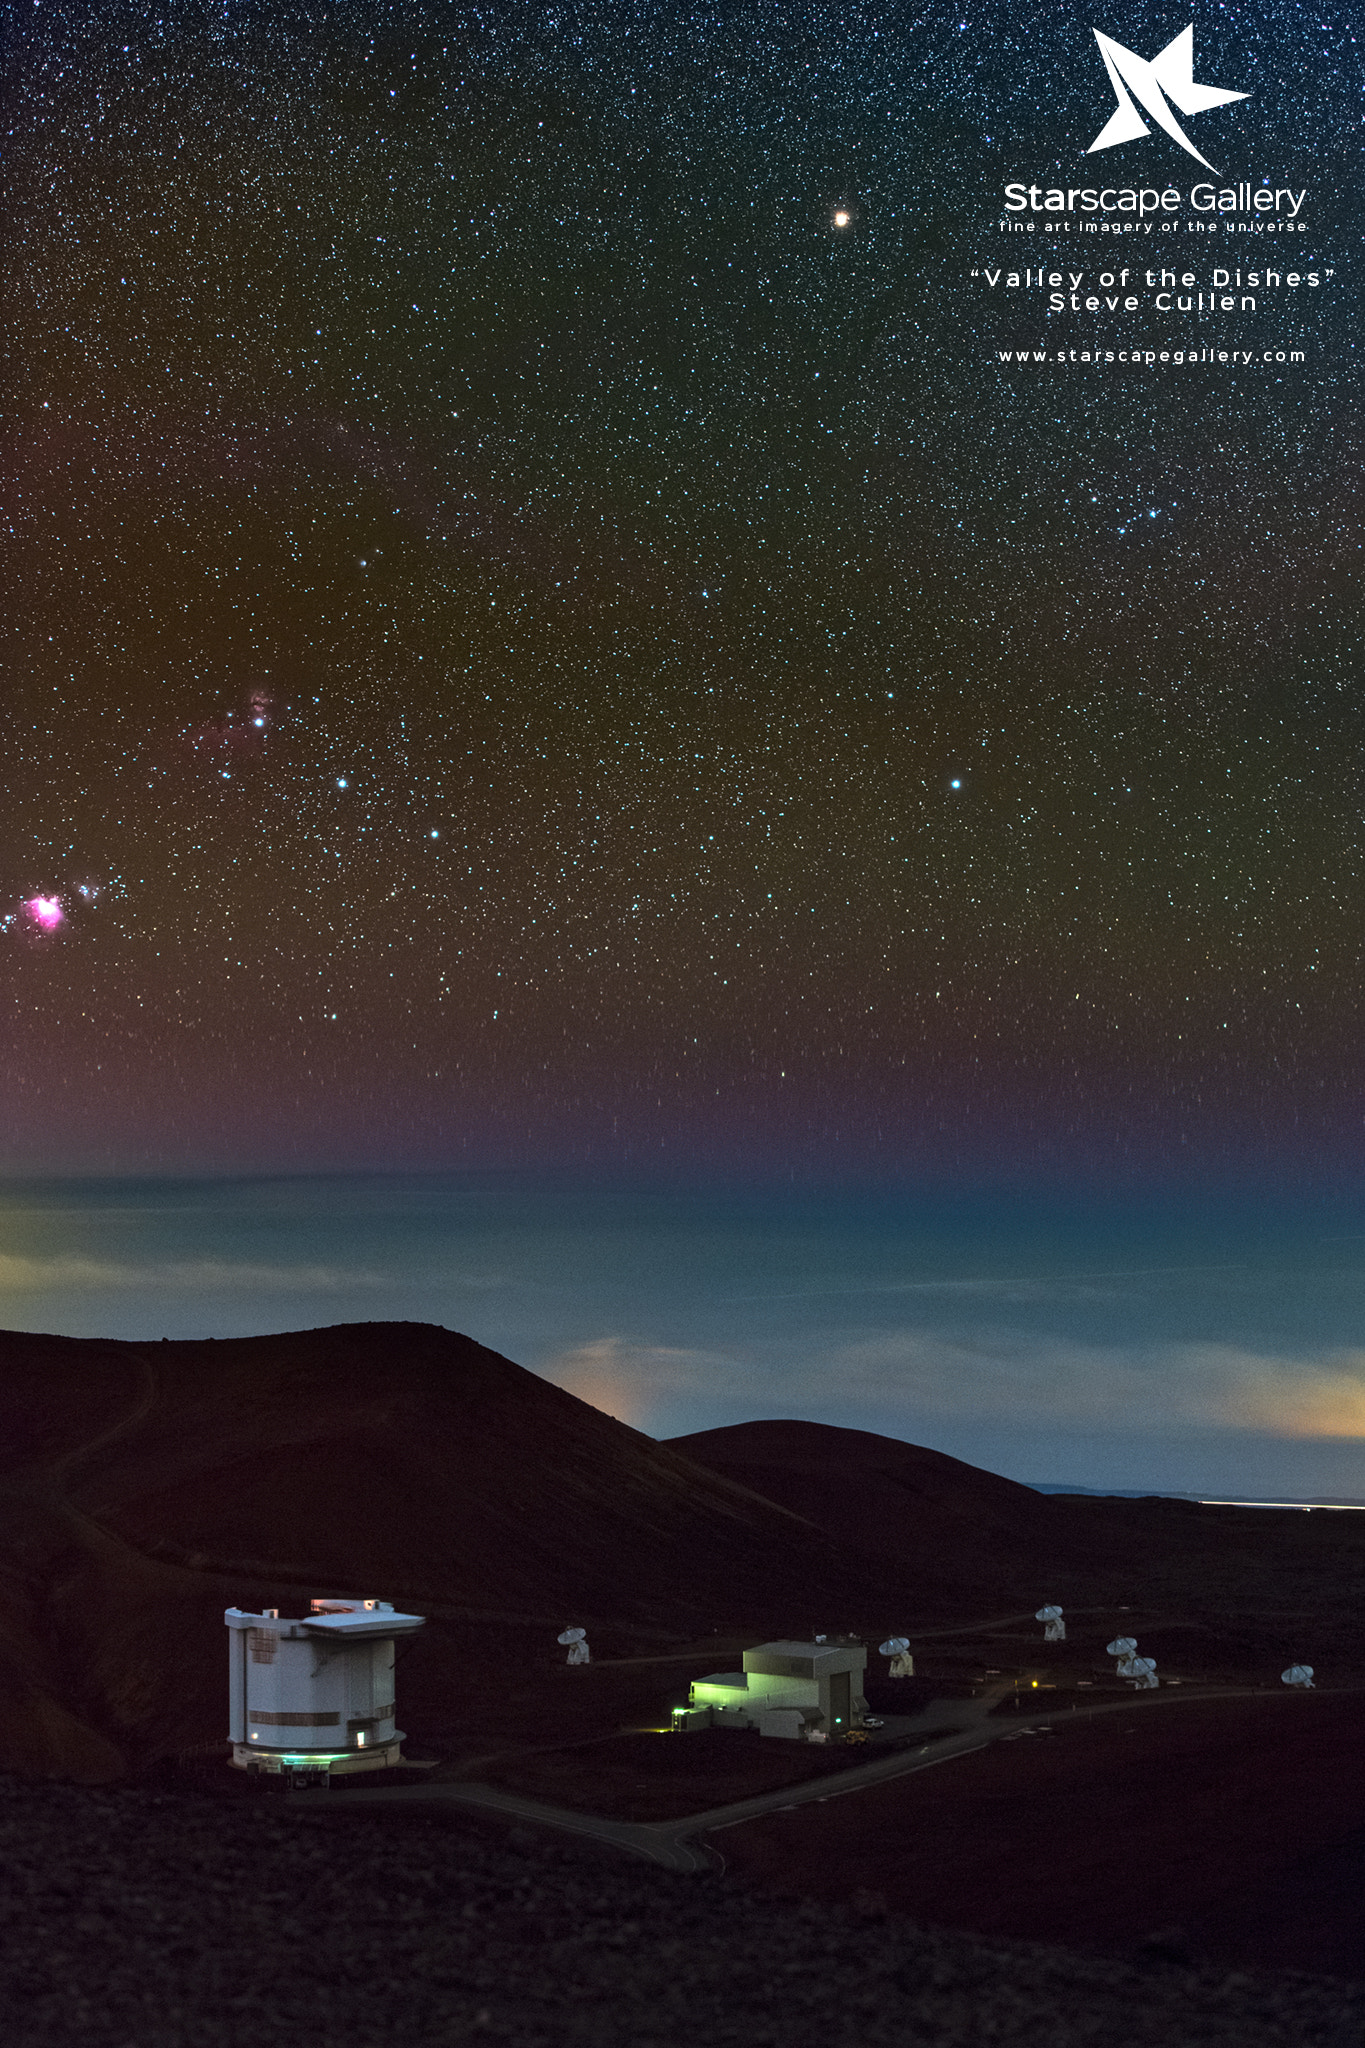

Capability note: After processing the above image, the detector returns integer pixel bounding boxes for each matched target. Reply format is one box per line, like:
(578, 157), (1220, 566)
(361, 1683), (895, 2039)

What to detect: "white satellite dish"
(1281, 1663), (1315, 1688)
(1035, 1604), (1066, 1642)
(879, 1636), (914, 1678)
(1128, 1655), (1158, 1689)
(1106, 1636), (1138, 1659)
(557, 1626), (590, 1666)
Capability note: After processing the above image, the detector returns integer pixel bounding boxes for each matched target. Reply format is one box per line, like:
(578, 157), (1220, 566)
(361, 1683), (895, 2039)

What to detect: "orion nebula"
(22, 897), (64, 934)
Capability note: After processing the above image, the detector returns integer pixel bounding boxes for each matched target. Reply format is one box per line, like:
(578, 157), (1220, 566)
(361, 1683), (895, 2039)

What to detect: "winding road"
(295, 1676), (1299, 1873)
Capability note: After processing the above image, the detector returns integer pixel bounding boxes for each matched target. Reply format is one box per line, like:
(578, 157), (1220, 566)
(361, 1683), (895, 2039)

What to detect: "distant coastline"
(1032, 1485), (1365, 1510)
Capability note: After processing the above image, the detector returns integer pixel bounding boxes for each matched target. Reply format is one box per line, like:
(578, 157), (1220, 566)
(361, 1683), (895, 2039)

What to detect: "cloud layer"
(0, 1253), (389, 1294)
(542, 1329), (1365, 1442)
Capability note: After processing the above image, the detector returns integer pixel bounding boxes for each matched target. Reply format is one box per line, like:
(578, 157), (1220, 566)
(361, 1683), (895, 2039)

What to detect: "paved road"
(293, 1692), (1000, 1870)
(293, 1772), (724, 1871)
(904, 1606), (1143, 1641)
(299, 1679), (1331, 1872)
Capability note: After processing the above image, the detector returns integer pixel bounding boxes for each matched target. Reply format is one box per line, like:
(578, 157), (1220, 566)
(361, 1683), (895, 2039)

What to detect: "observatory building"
(226, 1597), (424, 1779)
(675, 1639), (868, 1740)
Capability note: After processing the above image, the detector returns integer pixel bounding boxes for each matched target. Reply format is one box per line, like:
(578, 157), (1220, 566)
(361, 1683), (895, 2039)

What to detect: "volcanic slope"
(0, 1322), (897, 1780)
(666, 1420), (1064, 1608)
(4, 1330), (1362, 1783)
(717, 1687), (1365, 1982)
(666, 1419), (1365, 1662)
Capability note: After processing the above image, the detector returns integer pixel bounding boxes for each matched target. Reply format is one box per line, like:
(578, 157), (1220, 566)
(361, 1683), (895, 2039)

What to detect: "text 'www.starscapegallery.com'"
(997, 346), (1307, 367)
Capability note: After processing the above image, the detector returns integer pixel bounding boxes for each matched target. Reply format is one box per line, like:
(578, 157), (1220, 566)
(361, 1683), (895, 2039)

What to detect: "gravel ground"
(0, 1774), (1361, 2047)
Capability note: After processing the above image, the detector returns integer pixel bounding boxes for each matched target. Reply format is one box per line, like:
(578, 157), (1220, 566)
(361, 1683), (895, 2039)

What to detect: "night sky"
(3, 0), (1359, 1184)
(3, 4), (1365, 1487)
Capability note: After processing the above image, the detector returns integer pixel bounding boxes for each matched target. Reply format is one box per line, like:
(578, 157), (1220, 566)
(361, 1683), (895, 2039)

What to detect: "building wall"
(687, 1642), (870, 1737)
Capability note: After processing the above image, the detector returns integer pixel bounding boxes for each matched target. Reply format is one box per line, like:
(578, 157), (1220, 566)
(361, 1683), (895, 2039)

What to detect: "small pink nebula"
(24, 896), (64, 931)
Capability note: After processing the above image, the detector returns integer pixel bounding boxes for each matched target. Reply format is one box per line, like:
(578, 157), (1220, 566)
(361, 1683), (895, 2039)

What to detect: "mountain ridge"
(1, 1323), (1363, 1781)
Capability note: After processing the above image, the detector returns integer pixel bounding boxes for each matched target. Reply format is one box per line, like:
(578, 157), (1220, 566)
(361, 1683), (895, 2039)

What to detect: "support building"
(674, 1639), (868, 1740)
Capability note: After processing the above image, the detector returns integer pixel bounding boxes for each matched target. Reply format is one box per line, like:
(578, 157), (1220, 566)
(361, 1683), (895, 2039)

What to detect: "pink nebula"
(24, 896), (64, 931)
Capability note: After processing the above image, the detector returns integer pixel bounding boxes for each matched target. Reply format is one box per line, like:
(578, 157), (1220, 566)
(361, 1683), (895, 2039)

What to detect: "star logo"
(1087, 25), (1249, 173)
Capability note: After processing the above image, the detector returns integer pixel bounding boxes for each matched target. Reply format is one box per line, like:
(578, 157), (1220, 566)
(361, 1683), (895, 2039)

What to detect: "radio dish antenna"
(1128, 1654), (1158, 1689)
(879, 1636), (915, 1678)
(557, 1626), (590, 1666)
(1035, 1604), (1065, 1642)
(1281, 1663), (1314, 1688)
(1106, 1635), (1137, 1659)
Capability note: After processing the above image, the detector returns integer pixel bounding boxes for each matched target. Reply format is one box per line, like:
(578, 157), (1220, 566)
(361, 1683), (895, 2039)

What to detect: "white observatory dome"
(226, 1597), (424, 1783)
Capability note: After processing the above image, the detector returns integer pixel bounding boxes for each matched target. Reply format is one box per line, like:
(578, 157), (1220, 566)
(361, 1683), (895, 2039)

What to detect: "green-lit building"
(675, 1638), (868, 1741)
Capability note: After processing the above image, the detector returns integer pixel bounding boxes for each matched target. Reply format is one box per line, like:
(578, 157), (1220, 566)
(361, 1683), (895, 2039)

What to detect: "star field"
(3, 0), (1364, 1185)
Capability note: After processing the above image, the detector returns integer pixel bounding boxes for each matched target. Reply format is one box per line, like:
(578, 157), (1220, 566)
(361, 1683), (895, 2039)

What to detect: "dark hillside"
(0, 1324), (901, 1779)
(666, 1419), (1067, 1605)
(719, 1688), (1365, 1982)
(2, 1331), (1362, 1785)
(667, 1418), (1365, 1670)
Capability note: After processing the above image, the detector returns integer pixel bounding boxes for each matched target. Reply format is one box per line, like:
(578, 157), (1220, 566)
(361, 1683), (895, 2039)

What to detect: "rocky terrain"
(1, 1769), (1360, 2048)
